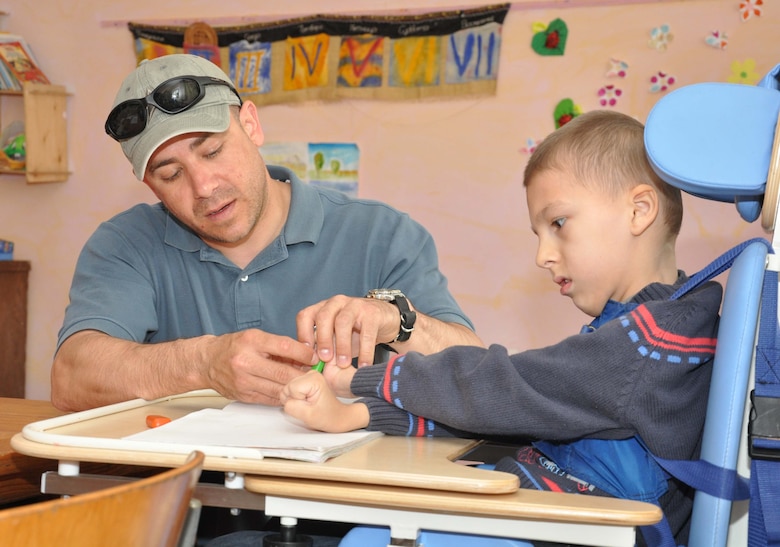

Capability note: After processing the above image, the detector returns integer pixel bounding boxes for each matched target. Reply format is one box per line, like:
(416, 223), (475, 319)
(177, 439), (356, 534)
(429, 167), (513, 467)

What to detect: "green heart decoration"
(553, 98), (581, 129)
(531, 18), (568, 56)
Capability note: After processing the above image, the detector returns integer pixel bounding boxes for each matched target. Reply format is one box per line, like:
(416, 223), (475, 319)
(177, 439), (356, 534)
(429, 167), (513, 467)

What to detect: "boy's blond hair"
(524, 110), (683, 237)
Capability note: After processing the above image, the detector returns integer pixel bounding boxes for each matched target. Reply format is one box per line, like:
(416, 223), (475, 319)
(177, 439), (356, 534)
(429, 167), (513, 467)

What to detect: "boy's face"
(526, 169), (640, 317)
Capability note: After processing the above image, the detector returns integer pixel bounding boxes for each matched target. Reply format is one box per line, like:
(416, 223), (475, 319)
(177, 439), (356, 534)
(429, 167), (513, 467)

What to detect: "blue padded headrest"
(758, 62), (780, 91)
(644, 63), (780, 222)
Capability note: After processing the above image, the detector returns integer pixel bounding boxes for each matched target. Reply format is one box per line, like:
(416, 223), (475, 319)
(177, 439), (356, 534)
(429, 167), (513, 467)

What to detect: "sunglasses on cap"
(104, 75), (243, 141)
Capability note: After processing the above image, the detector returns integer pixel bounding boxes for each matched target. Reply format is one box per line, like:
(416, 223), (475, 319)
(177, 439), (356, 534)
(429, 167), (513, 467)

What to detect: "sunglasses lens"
(105, 76), (235, 142)
(106, 101), (147, 140)
(153, 78), (203, 113)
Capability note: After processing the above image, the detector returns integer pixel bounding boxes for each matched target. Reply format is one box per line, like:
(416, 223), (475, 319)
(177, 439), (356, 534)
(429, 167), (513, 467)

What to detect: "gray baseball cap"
(109, 54), (241, 180)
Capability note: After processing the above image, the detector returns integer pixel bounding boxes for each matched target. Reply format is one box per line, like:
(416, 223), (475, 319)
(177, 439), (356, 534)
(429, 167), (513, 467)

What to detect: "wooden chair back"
(0, 450), (204, 547)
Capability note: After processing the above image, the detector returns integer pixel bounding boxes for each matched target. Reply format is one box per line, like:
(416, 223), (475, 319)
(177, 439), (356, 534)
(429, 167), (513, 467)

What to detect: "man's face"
(142, 107), (268, 249)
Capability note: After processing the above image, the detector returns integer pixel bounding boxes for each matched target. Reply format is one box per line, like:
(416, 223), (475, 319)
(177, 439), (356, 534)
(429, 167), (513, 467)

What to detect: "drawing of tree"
(314, 151), (324, 173)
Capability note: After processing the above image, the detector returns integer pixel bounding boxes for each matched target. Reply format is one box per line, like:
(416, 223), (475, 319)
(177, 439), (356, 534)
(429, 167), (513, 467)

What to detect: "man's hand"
(296, 295), (401, 368)
(281, 370), (369, 432)
(201, 329), (319, 406)
(51, 329), (318, 412)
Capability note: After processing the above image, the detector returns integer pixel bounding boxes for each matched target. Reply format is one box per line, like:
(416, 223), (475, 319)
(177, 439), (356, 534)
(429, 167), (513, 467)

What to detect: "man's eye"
(205, 144), (223, 159)
(160, 169), (182, 183)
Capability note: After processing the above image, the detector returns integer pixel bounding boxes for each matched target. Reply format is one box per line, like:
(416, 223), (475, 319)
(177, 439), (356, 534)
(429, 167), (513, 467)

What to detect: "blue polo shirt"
(58, 166), (472, 349)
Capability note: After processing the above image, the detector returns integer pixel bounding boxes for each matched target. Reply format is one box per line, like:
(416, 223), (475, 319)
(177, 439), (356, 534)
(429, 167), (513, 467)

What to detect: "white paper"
(123, 401), (381, 462)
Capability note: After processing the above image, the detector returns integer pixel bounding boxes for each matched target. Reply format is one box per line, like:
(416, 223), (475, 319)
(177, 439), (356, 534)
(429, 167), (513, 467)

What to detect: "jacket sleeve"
(350, 284), (721, 457)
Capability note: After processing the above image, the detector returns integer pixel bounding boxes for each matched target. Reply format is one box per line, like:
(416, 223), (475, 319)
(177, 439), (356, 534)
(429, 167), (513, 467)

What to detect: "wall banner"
(128, 4), (510, 105)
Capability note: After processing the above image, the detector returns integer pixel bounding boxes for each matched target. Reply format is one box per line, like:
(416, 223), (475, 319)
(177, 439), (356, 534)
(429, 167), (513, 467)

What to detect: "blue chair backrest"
(645, 65), (780, 546)
(687, 240), (768, 546)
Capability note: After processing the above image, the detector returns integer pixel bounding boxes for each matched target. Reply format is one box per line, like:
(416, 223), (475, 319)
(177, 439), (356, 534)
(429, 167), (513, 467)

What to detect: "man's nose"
(190, 169), (219, 198)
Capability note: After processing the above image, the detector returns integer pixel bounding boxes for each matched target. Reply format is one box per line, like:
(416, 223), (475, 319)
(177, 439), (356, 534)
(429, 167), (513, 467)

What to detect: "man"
(51, 53), (481, 413)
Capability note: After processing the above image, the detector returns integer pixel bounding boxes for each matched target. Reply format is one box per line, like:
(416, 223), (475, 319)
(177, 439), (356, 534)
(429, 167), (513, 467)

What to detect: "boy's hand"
(322, 358), (359, 398)
(281, 370), (369, 432)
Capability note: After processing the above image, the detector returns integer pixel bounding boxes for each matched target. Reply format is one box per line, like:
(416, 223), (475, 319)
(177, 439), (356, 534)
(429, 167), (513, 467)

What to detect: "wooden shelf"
(0, 82), (69, 184)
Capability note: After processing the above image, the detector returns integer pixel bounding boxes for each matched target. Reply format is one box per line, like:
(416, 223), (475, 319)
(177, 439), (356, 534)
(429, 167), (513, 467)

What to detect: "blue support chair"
(338, 243), (770, 547)
(686, 240), (767, 547)
(340, 526), (531, 546)
(341, 69), (780, 547)
(644, 70), (780, 546)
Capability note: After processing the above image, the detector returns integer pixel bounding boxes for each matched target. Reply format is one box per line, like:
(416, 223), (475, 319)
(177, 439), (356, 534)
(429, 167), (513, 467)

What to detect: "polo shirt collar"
(269, 165), (323, 246)
(163, 211), (201, 253)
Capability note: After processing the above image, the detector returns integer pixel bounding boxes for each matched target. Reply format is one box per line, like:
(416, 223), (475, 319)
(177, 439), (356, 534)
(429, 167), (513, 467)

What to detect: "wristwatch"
(365, 289), (417, 342)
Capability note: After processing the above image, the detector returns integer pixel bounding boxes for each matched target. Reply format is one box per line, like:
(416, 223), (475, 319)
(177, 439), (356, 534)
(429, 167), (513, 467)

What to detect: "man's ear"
(142, 178), (162, 200)
(629, 183), (659, 236)
(238, 101), (265, 147)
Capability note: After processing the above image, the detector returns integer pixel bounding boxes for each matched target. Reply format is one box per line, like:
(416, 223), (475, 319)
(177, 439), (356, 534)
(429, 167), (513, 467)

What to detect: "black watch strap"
(392, 295), (417, 342)
(365, 289), (417, 342)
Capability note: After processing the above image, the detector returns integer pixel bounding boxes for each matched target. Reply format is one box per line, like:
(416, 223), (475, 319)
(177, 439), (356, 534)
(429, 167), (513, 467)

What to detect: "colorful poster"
(260, 142), (359, 198)
(127, 4), (509, 105)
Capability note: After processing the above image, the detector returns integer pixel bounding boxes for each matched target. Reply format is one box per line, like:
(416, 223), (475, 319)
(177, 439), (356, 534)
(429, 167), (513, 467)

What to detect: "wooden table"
(247, 475), (662, 547)
(0, 397), (62, 504)
(10, 391), (518, 494)
(0, 397), (157, 506)
(9, 392), (663, 546)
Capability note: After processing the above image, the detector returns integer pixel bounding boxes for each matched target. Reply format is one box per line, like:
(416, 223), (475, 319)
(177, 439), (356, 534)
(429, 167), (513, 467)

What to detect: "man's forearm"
(391, 313), (484, 355)
(51, 330), (212, 412)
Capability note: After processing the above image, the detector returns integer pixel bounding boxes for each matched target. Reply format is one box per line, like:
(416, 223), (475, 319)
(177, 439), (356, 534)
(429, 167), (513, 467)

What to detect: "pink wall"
(1, 0), (772, 399)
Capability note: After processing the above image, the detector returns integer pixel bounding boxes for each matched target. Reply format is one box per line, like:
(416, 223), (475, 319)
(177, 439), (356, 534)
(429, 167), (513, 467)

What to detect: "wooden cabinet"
(0, 261), (29, 397)
(0, 82), (68, 183)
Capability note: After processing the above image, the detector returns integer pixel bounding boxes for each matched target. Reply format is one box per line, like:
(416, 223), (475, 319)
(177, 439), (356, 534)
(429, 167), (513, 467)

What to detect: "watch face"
(366, 289), (415, 342)
(367, 289), (404, 301)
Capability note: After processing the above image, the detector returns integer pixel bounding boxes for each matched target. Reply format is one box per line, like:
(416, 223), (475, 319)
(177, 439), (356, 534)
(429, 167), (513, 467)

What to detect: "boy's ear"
(629, 184), (659, 236)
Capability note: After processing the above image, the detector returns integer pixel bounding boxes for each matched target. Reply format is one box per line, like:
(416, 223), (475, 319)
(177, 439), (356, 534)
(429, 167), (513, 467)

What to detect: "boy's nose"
(535, 240), (556, 269)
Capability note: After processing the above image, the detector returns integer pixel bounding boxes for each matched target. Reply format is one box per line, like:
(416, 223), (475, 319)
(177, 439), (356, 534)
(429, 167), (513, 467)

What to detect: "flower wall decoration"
(705, 30), (729, 50)
(606, 57), (629, 78)
(727, 59), (761, 84)
(515, 2), (773, 156)
(598, 84), (623, 106)
(649, 71), (675, 93)
(740, 0), (763, 22)
(648, 24), (673, 51)
(519, 138), (541, 155)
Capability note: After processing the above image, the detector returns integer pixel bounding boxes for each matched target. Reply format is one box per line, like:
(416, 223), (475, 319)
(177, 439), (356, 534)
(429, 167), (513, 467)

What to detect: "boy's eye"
(552, 217), (566, 228)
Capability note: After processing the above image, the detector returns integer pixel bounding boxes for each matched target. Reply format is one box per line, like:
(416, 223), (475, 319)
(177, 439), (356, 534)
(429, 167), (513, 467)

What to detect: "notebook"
(123, 401), (381, 463)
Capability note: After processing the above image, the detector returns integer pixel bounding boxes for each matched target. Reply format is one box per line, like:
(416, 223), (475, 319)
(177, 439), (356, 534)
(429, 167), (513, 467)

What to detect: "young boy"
(281, 110), (723, 546)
